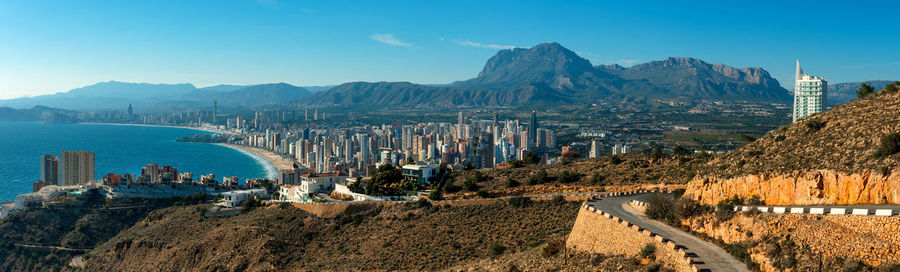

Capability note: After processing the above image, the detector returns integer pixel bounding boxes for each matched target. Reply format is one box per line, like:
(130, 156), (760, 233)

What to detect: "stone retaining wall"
(566, 202), (697, 272)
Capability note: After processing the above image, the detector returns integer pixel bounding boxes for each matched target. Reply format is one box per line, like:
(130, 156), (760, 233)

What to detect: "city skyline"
(2, 0), (899, 99)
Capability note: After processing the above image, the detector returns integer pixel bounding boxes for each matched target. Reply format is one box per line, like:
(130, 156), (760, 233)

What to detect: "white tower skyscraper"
(793, 60), (827, 122)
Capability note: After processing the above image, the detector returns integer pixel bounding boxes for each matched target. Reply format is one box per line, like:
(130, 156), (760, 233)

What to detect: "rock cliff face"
(687, 170), (900, 205)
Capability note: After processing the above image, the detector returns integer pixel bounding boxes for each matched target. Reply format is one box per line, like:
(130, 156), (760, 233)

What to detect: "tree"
(561, 151), (580, 161)
(527, 169), (548, 185)
(856, 83), (875, 99)
(650, 147), (667, 160)
(883, 81), (900, 93)
(590, 172), (605, 185)
(508, 160), (524, 168)
(523, 152), (540, 164)
(672, 146), (691, 156)
(556, 171), (581, 184)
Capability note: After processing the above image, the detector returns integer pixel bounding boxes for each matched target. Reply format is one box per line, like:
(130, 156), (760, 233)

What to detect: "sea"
(0, 122), (277, 202)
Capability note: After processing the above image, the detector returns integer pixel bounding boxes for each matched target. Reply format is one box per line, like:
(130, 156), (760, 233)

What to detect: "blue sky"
(1, 0), (898, 99)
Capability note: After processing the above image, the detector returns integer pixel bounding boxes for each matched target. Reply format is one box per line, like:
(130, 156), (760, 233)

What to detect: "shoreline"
(79, 122), (228, 134)
(217, 143), (294, 180)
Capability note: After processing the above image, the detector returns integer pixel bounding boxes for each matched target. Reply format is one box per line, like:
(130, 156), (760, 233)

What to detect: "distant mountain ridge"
(0, 81), (312, 111)
(827, 80), (896, 105)
(301, 42), (791, 107)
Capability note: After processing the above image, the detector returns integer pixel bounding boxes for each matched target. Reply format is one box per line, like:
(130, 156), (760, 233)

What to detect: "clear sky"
(1, 0), (898, 99)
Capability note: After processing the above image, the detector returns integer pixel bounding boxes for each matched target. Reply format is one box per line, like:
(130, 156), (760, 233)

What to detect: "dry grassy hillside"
(699, 89), (900, 178)
(85, 200), (580, 271)
(445, 153), (705, 198)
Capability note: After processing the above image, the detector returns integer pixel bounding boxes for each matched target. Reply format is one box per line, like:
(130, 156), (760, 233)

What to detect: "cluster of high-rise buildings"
(239, 111), (556, 180)
(37, 151), (95, 189)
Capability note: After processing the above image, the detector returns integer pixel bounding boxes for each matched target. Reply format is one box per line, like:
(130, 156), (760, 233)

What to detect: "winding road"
(587, 194), (749, 272)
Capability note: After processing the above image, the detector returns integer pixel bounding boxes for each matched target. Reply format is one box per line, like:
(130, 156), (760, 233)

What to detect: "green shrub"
(715, 200), (736, 221)
(774, 135), (786, 142)
(462, 178), (479, 192)
(550, 195), (565, 205)
(556, 171), (581, 184)
(856, 83), (875, 99)
(883, 81), (899, 93)
(590, 172), (605, 185)
(805, 120), (826, 133)
(506, 178), (520, 188)
(526, 169), (548, 185)
(508, 196), (532, 208)
(488, 242), (506, 258)
(475, 190), (491, 198)
(646, 194), (675, 224)
(509, 160), (524, 168)
(542, 239), (565, 258)
(673, 198), (704, 219)
(874, 133), (900, 158)
(746, 195), (765, 206)
(609, 155), (623, 165)
(639, 243), (656, 258)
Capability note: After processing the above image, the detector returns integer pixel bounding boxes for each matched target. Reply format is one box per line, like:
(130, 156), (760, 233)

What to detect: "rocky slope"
(686, 212), (900, 270)
(829, 80), (896, 105)
(686, 87), (900, 205)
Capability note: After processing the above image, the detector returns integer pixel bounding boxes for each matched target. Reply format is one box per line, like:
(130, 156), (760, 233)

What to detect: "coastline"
(79, 122), (227, 134)
(217, 143), (294, 180)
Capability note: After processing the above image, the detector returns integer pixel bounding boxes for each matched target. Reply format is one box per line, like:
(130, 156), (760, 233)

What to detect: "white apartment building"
(793, 60), (827, 122)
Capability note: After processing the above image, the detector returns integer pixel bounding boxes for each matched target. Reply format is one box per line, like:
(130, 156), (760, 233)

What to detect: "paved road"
(15, 243), (92, 252)
(588, 194), (749, 272)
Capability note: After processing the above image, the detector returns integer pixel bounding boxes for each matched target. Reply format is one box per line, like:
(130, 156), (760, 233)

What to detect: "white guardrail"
(734, 205), (900, 216)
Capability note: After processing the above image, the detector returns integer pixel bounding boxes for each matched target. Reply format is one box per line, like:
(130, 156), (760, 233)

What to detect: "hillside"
(686, 83), (900, 205)
(300, 42), (790, 108)
(84, 200), (580, 271)
(0, 106), (77, 122)
(184, 83), (312, 107)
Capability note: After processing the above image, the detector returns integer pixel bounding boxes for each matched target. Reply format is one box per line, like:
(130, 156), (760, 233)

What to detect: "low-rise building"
(300, 171), (346, 195)
(220, 189), (267, 208)
(401, 164), (438, 185)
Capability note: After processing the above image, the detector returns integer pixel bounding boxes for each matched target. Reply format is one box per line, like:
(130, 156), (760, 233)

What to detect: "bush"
(475, 190), (491, 198)
(646, 194), (675, 224)
(556, 171), (581, 184)
(856, 83), (875, 99)
(542, 239), (565, 258)
(874, 133), (900, 158)
(462, 178), (479, 192)
(488, 242), (506, 258)
(508, 196), (532, 208)
(774, 135), (787, 142)
(639, 243), (657, 259)
(590, 172), (605, 185)
(509, 160), (524, 168)
(506, 178), (520, 188)
(715, 200), (736, 221)
(746, 195), (765, 206)
(551, 195), (565, 205)
(883, 81), (900, 93)
(428, 190), (443, 200)
(805, 120), (826, 133)
(526, 169), (548, 185)
(673, 198), (703, 219)
(609, 155), (623, 165)
(671, 188), (686, 199)
(738, 134), (756, 142)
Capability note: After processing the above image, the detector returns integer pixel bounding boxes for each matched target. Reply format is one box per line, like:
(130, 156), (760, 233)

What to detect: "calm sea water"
(0, 122), (274, 202)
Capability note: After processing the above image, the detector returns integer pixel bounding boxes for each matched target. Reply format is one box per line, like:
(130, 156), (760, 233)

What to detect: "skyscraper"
(793, 60), (827, 122)
(213, 100), (217, 124)
(60, 150), (95, 186)
(529, 111), (538, 148)
(457, 111), (464, 141)
(127, 104), (133, 120)
(40, 154), (59, 185)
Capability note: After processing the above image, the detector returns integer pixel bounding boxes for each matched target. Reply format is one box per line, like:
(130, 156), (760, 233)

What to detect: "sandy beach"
(217, 143), (295, 171)
(79, 122), (229, 134)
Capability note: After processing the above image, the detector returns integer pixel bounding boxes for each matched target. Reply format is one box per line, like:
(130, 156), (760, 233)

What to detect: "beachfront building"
(60, 150), (95, 186)
(793, 60), (828, 122)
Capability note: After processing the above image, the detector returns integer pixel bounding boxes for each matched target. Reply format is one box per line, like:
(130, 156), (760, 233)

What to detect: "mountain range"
(299, 43), (793, 107)
(0, 82), (316, 111)
(827, 80), (896, 105)
(2, 42), (888, 111)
